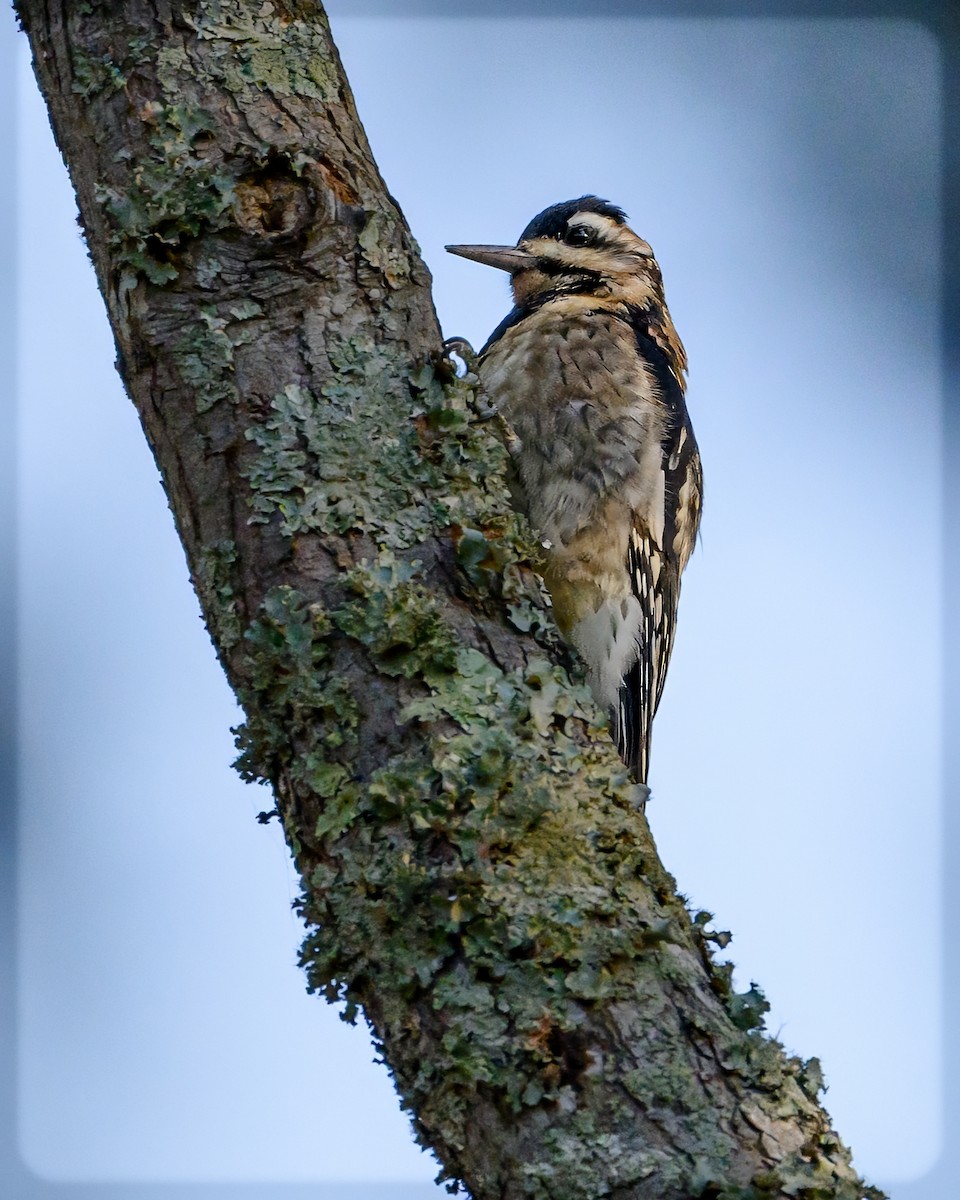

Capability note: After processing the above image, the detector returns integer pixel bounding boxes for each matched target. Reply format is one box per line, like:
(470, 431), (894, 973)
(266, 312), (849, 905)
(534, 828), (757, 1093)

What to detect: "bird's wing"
(616, 319), (702, 783)
(618, 527), (672, 782)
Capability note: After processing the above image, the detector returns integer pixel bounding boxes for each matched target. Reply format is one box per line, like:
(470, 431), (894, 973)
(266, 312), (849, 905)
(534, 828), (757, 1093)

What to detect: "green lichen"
(71, 48), (126, 99)
(233, 584), (359, 789)
(156, 45), (192, 90)
(358, 209), (414, 288)
(173, 306), (238, 411)
(184, 3), (339, 101)
(332, 556), (459, 681)
(242, 342), (438, 541)
(242, 340), (539, 568)
(401, 646), (518, 730)
(233, 557), (728, 1166)
(726, 981), (772, 1033)
(712, 1158), (888, 1200)
(520, 1107), (691, 1200)
(96, 98), (235, 286)
(194, 252), (224, 290)
(194, 538), (241, 649)
(235, 40), (335, 100)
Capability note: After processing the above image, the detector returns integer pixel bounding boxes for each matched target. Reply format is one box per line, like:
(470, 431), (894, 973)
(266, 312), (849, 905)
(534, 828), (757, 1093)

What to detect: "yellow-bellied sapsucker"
(447, 196), (702, 784)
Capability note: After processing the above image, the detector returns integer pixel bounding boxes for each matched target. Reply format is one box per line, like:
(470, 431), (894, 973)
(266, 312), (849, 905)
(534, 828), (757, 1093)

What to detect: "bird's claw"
(467, 393), (499, 422)
(442, 341), (521, 456)
(442, 336), (479, 378)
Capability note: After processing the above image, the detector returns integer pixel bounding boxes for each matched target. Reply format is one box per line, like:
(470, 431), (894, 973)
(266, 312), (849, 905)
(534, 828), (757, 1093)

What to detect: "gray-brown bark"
(16, 4), (883, 1198)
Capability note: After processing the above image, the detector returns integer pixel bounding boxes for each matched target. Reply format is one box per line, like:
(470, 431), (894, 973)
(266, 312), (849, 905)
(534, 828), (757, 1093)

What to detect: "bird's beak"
(445, 244), (535, 273)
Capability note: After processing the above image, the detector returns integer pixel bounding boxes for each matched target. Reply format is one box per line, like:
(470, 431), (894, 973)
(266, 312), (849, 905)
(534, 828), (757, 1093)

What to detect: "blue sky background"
(7, 10), (948, 1196)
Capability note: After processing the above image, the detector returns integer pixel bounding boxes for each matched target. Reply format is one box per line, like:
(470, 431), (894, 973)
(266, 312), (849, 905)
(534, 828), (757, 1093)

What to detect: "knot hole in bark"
(234, 156), (314, 240)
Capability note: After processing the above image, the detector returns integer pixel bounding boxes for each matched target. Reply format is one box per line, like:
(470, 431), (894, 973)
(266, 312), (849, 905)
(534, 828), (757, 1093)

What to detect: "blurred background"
(2, 4), (954, 1198)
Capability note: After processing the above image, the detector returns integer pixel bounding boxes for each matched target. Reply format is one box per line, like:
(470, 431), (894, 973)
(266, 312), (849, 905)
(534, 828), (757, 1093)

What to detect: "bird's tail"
(616, 659), (652, 784)
(617, 536), (681, 786)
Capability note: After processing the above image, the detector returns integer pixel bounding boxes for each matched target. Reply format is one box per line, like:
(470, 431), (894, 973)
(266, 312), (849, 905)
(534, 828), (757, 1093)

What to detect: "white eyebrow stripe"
(568, 212), (618, 234)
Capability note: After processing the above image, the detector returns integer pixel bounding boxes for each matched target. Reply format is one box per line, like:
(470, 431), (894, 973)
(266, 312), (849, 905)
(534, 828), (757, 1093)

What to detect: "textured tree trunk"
(15, 4), (883, 1198)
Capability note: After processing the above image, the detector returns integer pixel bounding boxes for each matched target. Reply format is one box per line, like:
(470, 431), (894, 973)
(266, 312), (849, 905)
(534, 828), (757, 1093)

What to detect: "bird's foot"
(442, 336), (522, 454)
(469, 397), (500, 423)
(442, 335), (479, 377)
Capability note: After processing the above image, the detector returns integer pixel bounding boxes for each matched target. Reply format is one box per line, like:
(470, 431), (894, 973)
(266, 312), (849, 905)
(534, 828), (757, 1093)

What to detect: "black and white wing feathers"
(615, 318), (702, 783)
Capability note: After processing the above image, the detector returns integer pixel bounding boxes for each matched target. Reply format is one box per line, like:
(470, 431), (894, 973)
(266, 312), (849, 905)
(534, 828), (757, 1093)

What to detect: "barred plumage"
(447, 197), (702, 783)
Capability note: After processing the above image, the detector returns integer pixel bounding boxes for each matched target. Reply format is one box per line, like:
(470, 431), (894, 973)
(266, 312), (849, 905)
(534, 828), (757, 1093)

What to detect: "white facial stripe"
(568, 212), (619, 235)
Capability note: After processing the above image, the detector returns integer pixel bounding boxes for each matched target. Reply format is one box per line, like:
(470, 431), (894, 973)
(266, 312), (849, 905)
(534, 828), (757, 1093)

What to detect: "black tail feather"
(616, 656), (651, 784)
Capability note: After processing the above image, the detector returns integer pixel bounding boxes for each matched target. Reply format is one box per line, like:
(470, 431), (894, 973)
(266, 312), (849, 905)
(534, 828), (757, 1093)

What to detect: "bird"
(446, 196), (702, 785)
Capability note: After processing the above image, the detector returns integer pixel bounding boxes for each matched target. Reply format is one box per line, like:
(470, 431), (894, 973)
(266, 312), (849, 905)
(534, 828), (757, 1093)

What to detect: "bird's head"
(446, 196), (666, 310)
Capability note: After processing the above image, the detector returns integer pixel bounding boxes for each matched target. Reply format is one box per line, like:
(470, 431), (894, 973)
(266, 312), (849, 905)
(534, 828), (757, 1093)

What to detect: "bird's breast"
(480, 304), (669, 551)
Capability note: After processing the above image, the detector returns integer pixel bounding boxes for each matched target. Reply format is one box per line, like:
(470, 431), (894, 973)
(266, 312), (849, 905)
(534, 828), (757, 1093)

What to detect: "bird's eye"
(564, 225), (595, 247)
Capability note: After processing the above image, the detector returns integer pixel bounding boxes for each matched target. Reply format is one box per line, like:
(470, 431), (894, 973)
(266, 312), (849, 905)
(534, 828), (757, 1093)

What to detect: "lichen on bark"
(15, 2), (885, 1197)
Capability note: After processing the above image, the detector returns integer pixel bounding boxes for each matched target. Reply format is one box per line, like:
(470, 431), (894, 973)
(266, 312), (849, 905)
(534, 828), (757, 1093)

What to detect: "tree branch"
(15, 3), (883, 1197)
